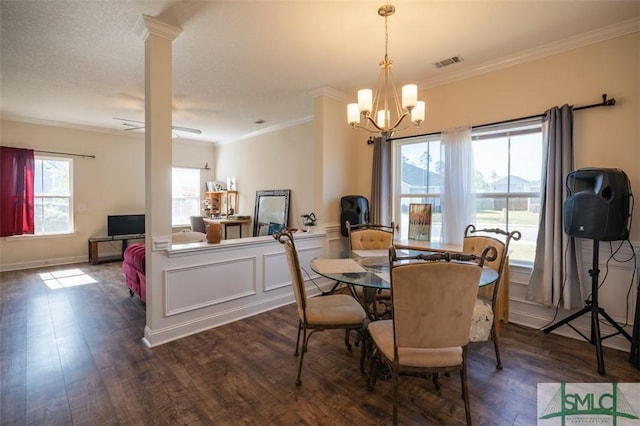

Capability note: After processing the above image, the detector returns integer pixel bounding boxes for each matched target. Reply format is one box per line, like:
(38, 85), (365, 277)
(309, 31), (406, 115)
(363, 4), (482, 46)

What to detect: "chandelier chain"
(384, 13), (389, 63)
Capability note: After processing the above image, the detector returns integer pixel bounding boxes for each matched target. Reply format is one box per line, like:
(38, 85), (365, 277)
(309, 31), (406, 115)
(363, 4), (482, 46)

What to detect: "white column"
(134, 15), (182, 344)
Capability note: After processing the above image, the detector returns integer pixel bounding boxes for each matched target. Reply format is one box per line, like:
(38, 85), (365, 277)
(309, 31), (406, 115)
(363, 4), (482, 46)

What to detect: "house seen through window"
(34, 156), (73, 234)
(172, 167), (201, 226)
(393, 120), (542, 265)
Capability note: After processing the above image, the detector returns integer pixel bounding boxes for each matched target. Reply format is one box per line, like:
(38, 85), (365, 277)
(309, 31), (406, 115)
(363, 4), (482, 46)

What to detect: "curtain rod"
(35, 149), (96, 158)
(376, 93), (616, 144)
(173, 163), (211, 170)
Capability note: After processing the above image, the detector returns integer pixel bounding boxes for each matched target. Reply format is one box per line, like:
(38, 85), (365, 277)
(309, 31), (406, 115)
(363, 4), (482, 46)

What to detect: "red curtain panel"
(0, 146), (35, 237)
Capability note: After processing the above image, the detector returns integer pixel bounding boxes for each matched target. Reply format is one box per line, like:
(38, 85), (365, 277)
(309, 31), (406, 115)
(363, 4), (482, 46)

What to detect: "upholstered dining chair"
(274, 229), (366, 386)
(190, 216), (206, 233)
(367, 247), (484, 425)
(346, 221), (395, 318)
(463, 224), (521, 370)
(347, 221), (395, 251)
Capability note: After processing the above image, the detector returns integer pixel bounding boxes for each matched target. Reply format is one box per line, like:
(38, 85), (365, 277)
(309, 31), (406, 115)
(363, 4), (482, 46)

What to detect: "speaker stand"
(543, 239), (633, 375)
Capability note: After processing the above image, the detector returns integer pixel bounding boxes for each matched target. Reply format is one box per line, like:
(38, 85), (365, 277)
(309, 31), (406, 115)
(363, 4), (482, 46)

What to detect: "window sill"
(5, 231), (77, 241)
(509, 261), (533, 275)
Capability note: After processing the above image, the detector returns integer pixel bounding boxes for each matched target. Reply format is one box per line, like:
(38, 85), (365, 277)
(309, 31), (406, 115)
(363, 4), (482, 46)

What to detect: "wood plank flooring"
(1, 262), (638, 425)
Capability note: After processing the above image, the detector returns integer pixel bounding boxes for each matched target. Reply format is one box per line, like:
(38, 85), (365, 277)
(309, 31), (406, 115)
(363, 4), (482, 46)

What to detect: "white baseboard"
(508, 296), (633, 353)
(0, 255), (88, 272)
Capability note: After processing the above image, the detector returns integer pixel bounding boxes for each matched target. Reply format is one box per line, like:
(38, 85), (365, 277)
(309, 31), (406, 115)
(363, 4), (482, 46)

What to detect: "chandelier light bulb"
(347, 103), (361, 125)
(358, 89), (373, 113)
(401, 84), (417, 109)
(412, 101), (425, 124)
(377, 110), (389, 128)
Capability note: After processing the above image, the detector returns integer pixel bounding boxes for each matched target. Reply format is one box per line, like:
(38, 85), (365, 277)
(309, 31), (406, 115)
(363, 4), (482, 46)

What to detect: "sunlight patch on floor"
(39, 268), (98, 290)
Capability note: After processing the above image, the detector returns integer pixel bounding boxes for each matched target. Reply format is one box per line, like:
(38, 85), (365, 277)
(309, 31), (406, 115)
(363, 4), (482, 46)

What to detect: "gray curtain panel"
(370, 136), (391, 226)
(527, 105), (583, 309)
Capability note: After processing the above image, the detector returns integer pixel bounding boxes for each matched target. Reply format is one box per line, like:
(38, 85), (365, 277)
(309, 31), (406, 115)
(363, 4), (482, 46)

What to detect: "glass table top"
(310, 250), (498, 290)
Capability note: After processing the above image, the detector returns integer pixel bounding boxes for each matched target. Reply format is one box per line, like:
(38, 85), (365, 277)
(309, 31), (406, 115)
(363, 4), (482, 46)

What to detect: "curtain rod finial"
(602, 93), (615, 106)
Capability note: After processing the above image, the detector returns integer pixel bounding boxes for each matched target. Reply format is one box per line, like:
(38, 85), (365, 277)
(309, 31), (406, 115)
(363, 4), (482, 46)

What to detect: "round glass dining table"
(310, 252), (499, 290)
(310, 251), (500, 377)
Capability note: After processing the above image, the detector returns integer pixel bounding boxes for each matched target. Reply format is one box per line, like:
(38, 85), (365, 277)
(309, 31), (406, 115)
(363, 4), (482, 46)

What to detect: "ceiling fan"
(113, 117), (202, 135)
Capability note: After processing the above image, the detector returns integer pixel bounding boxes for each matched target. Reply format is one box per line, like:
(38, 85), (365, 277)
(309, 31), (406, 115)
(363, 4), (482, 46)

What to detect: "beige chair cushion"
(172, 230), (207, 243)
(350, 229), (393, 250)
(305, 294), (365, 326)
(469, 297), (493, 342)
(463, 235), (505, 300)
(368, 320), (463, 368)
(392, 262), (480, 349)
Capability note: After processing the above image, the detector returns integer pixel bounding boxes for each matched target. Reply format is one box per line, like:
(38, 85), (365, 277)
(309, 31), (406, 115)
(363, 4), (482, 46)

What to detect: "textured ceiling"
(1, 1), (639, 144)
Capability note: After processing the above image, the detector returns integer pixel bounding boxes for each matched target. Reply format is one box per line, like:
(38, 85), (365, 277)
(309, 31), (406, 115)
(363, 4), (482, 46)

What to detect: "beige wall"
(315, 94), (365, 225)
(214, 120), (315, 232)
(172, 139), (217, 194)
(381, 33), (640, 240)
(213, 93), (373, 230)
(0, 121), (145, 267)
(0, 120), (215, 269)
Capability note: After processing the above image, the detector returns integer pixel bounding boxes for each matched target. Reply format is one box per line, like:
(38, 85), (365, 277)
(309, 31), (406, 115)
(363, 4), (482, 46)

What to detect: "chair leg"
(461, 347), (472, 425)
(294, 320), (303, 356)
(344, 328), (353, 352)
(296, 325), (309, 386)
(392, 366), (399, 426)
(366, 347), (379, 391)
(360, 328), (369, 376)
(491, 326), (503, 370)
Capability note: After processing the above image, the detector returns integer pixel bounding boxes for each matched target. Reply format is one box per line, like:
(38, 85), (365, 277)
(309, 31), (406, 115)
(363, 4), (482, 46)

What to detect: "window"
(172, 167), (201, 226)
(34, 156), (73, 234)
(394, 120), (542, 264)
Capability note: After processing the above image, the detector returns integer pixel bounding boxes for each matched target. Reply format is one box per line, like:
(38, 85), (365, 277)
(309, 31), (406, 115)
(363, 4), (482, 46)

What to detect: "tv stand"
(88, 234), (145, 265)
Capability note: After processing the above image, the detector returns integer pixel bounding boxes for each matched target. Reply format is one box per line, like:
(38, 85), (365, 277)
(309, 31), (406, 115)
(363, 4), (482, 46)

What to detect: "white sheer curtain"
(440, 127), (475, 245)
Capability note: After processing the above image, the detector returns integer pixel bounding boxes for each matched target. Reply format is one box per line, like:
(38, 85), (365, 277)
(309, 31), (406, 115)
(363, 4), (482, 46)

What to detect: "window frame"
(171, 167), (201, 227)
(392, 119), (542, 266)
(33, 155), (74, 236)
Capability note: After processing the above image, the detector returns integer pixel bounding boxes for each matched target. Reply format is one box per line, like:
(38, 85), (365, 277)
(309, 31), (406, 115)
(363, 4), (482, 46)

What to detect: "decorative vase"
(206, 223), (223, 244)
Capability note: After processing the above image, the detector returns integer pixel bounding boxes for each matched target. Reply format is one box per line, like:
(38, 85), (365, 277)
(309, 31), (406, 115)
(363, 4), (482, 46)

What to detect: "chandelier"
(347, 4), (424, 139)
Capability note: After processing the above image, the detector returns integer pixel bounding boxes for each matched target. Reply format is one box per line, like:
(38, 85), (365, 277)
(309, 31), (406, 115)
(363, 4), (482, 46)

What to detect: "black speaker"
(340, 195), (369, 237)
(563, 168), (631, 241)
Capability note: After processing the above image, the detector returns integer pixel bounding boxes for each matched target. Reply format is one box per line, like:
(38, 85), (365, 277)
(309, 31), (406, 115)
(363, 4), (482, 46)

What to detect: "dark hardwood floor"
(1, 261), (638, 425)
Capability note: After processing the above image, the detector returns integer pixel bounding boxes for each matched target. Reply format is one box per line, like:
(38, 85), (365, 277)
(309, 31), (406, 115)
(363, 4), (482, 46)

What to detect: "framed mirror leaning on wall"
(253, 189), (291, 236)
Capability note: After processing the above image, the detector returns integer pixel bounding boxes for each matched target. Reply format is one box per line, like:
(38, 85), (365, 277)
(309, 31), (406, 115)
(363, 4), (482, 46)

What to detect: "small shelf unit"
(205, 190), (239, 217)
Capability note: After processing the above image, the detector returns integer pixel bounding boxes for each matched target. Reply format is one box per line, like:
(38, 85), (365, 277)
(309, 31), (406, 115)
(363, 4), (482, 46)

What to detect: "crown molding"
(309, 87), (350, 104)
(134, 14), (183, 41)
(221, 115), (313, 145)
(422, 17), (640, 89)
(0, 113), (209, 145)
(1, 113), (139, 138)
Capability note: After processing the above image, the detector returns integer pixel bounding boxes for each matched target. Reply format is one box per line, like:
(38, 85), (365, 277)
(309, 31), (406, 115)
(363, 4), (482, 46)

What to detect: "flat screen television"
(107, 214), (145, 237)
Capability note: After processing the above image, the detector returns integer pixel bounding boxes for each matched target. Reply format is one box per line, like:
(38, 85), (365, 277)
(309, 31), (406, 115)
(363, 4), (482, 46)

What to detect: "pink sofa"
(122, 230), (206, 302)
(123, 242), (146, 301)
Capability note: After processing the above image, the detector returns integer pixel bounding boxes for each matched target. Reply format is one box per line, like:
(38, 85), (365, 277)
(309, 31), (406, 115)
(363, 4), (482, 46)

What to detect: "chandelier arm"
(362, 113), (384, 132)
(389, 116), (419, 134)
(371, 64), (388, 126)
(388, 110), (411, 133)
(352, 121), (386, 135)
(387, 66), (404, 120)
